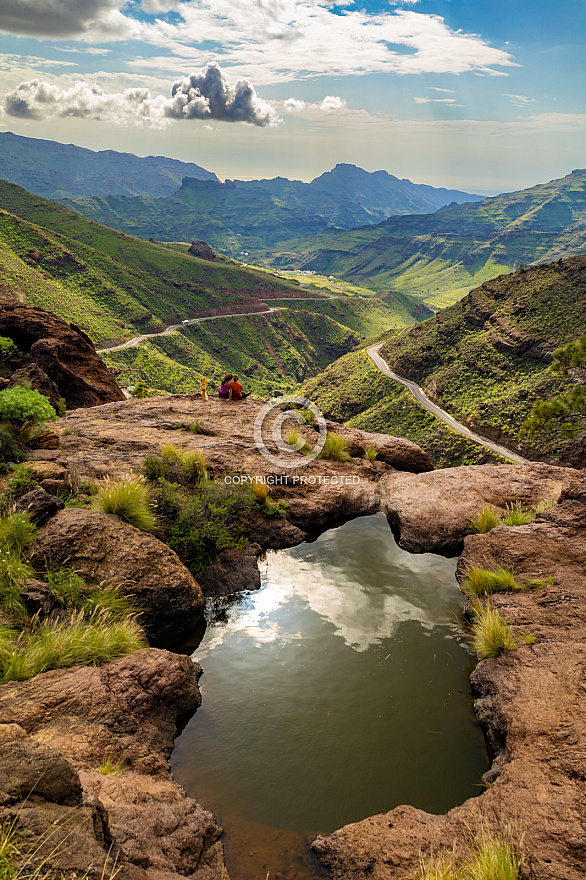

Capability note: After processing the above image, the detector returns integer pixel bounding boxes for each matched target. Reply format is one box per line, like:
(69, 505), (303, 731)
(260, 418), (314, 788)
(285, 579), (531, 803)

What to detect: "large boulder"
(381, 462), (581, 555)
(29, 508), (204, 643)
(0, 294), (124, 407)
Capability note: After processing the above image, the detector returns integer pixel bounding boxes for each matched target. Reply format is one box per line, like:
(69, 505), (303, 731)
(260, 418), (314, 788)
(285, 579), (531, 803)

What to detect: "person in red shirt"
(228, 374), (249, 400)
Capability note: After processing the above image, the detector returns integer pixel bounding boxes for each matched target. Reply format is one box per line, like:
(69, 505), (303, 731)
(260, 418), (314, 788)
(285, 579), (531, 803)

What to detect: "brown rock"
(29, 459), (67, 481)
(14, 486), (64, 524)
(0, 723), (82, 806)
(326, 420), (434, 472)
(188, 240), (217, 261)
(197, 546), (261, 597)
(8, 363), (61, 410)
(381, 463), (580, 555)
(0, 650), (225, 880)
(0, 294), (124, 407)
(28, 429), (60, 450)
(30, 508), (205, 643)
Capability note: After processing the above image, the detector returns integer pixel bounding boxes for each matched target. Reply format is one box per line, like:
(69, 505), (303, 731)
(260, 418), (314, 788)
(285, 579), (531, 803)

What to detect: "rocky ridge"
(2, 393), (585, 880)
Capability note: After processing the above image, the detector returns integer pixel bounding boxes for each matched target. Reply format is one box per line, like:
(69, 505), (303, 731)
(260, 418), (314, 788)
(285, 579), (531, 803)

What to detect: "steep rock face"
(0, 294), (124, 407)
(381, 463), (580, 555)
(30, 508), (205, 643)
(313, 476), (586, 880)
(0, 650), (226, 880)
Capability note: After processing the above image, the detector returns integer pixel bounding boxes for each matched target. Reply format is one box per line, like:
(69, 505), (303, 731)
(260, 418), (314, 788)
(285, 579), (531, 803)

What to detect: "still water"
(172, 513), (488, 877)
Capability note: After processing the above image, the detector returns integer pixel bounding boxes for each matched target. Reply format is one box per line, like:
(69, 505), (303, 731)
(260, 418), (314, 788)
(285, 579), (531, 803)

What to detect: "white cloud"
(503, 93), (534, 107)
(414, 96), (457, 104)
(0, 2), (517, 87)
(2, 63), (280, 127)
(319, 95), (347, 112)
(430, 87), (455, 93)
(284, 97), (306, 112)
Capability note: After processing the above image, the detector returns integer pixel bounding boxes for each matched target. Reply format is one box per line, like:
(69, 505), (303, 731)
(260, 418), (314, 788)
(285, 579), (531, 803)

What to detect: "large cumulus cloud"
(2, 63), (280, 127)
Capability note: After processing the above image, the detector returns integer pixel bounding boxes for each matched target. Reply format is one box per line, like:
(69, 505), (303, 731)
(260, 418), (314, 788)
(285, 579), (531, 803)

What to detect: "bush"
(94, 475), (156, 532)
(0, 609), (146, 684)
(468, 507), (501, 534)
(462, 566), (521, 598)
(363, 445), (378, 462)
(0, 387), (56, 438)
(130, 382), (151, 399)
(470, 603), (519, 659)
(319, 432), (352, 462)
(168, 482), (253, 575)
(46, 569), (86, 609)
(0, 513), (36, 553)
(0, 337), (17, 362)
(0, 429), (26, 466)
(2, 464), (36, 504)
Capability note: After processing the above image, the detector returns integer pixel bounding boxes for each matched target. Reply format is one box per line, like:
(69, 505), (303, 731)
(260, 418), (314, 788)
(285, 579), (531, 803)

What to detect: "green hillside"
(304, 255), (586, 465)
(0, 178), (410, 397)
(267, 168), (586, 308)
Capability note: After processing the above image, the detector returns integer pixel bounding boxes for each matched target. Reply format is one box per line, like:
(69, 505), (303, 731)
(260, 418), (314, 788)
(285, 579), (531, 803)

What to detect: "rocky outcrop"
(188, 240), (217, 261)
(381, 463), (580, 555)
(325, 421), (434, 472)
(197, 545), (262, 597)
(0, 650), (226, 880)
(313, 477), (586, 880)
(0, 294), (124, 407)
(8, 362), (61, 410)
(30, 508), (205, 644)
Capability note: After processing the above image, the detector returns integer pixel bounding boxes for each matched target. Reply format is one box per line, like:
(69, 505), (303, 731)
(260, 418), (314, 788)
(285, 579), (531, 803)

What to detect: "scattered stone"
(14, 486), (64, 524)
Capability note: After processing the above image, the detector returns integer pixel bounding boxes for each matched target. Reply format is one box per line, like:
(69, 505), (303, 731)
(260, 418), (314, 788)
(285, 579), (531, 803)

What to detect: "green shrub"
(2, 464), (36, 503)
(168, 482), (253, 575)
(363, 445), (378, 462)
(319, 432), (352, 462)
(46, 569), (86, 609)
(462, 566), (521, 598)
(470, 603), (519, 659)
(0, 610), (146, 683)
(0, 337), (17, 362)
(250, 481), (287, 518)
(468, 507), (501, 534)
(0, 513), (36, 553)
(130, 381), (151, 399)
(151, 478), (183, 519)
(94, 475), (156, 532)
(0, 429), (26, 466)
(0, 387), (56, 438)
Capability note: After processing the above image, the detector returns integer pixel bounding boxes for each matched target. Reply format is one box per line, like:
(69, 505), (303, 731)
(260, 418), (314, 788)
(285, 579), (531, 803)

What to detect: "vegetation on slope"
(266, 167), (586, 307)
(304, 256), (586, 464)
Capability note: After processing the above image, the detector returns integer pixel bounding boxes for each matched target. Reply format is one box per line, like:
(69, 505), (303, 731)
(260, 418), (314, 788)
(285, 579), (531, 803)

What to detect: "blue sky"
(0, 0), (584, 193)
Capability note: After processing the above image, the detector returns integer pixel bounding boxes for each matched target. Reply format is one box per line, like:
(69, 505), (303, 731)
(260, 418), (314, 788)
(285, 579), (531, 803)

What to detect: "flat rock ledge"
(0, 649), (227, 880)
(312, 475), (586, 880)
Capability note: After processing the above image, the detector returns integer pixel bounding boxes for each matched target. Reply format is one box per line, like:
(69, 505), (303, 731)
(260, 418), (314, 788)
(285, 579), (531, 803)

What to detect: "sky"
(0, 0), (584, 194)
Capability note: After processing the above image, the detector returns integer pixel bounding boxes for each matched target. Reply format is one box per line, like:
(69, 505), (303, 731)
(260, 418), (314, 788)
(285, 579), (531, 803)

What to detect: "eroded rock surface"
(0, 294), (124, 407)
(0, 650), (226, 880)
(30, 508), (205, 643)
(313, 476), (586, 880)
(381, 463), (580, 555)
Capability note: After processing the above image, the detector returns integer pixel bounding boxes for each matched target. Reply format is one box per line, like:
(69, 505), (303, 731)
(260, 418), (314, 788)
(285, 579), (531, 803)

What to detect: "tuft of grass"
(318, 432), (352, 462)
(0, 513), (36, 553)
(144, 445), (207, 485)
(46, 568), (86, 609)
(85, 586), (136, 620)
(462, 565), (521, 598)
(415, 853), (456, 880)
(0, 817), (19, 880)
(251, 481), (270, 504)
(180, 449), (208, 483)
(363, 445), (378, 462)
(500, 502), (535, 527)
(94, 475), (156, 532)
(0, 609), (147, 684)
(468, 507), (501, 534)
(284, 429), (309, 454)
(0, 548), (32, 617)
(470, 603), (519, 659)
(461, 832), (523, 880)
(1, 464), (36, 505)
(250, 481), (287, 518)
(99, 757), (125, 777)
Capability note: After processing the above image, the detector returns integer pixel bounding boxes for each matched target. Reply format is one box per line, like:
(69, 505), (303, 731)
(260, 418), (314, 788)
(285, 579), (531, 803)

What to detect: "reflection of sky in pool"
(173, 513), (488, 834)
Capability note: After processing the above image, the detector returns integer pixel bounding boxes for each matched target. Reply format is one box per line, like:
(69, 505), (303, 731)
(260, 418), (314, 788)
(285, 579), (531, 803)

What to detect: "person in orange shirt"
(228, 374), (250, 400)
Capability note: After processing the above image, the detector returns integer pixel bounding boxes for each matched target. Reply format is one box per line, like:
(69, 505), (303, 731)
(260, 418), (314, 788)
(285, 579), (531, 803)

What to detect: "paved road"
(97, 295), (337, 354)
(366, 342), (529, 465)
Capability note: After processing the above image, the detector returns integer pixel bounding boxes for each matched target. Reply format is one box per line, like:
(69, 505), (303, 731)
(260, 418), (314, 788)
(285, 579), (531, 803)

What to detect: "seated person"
(228, 374), (249, 400)
(218, 374), (233, 398)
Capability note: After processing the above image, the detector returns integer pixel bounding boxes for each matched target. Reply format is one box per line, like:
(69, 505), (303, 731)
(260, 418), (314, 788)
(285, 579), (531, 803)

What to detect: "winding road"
(96, 303), (528, 466)
(366, 343), (529, 465)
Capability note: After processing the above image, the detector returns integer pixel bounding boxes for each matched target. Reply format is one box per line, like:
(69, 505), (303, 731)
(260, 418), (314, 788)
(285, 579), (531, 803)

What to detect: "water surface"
(172, 513), (487, 876)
